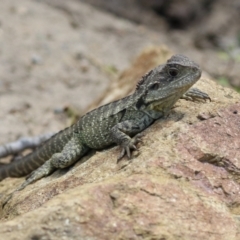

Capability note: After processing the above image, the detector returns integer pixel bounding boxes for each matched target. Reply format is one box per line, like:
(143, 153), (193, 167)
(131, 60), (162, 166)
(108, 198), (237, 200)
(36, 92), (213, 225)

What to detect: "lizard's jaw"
(173, 71), (201, 90)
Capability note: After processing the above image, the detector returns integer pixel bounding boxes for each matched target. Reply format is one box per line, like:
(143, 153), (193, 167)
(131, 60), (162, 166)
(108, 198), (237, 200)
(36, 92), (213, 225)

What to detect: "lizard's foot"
(18, 160), (55, 191)
(117, 133), (143, 162)
(181, 88), (211, 101)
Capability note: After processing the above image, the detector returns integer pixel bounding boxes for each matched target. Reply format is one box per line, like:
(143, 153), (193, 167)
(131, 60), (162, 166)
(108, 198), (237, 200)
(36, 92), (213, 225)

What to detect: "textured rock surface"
(1, 0), (240, 239)
(0, 46), (240, 239)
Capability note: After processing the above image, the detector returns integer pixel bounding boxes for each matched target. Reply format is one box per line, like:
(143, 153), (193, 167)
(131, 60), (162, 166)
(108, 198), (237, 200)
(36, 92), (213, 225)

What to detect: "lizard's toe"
(117, 145), (134, 162)
(182, 88), (211, 102)
(117, 133), (143, 162)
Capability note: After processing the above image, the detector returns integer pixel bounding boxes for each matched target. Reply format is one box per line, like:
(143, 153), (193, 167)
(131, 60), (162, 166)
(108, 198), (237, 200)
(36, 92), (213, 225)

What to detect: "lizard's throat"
(147, 93), (183, 112)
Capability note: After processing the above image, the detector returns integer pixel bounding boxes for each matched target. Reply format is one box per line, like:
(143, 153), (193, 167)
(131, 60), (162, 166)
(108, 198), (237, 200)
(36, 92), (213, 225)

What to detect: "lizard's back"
(0, 94), (139, 180)
(76, 94), (145, 149)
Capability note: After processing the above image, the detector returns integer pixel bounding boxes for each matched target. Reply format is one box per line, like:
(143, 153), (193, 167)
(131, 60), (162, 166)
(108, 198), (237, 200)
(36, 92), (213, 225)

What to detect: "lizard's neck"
(143, 91), (184, 119)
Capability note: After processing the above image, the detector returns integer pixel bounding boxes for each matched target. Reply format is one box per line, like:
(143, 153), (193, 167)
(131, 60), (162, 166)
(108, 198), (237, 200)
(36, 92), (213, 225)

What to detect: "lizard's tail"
(0, 126), (74, 181)
(0, 147), (49, 181)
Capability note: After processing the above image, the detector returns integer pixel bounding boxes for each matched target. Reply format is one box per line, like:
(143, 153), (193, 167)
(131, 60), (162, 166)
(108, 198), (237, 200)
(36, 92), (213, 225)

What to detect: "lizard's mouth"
(174, 71), (201, 88)
(144, 69), (201, 110)
(146, 80), (198, 110)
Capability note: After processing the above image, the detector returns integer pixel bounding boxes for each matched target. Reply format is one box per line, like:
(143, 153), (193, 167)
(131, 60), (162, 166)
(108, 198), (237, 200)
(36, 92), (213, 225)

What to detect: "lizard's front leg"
(181, 88), (211, 101)
(111, 116), (153, 161)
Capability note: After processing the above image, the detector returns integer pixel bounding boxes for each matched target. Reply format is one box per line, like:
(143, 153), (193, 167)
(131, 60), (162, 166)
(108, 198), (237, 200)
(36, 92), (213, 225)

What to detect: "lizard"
(0, 54), (210, 200)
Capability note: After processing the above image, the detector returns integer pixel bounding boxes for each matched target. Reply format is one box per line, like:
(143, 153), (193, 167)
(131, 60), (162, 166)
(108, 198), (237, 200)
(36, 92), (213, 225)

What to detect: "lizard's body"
(0, 55), (210, 194)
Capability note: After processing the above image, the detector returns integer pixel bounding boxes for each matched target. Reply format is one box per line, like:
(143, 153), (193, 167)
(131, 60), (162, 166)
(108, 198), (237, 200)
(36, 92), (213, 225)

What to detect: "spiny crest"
(136, 70), (153, 90)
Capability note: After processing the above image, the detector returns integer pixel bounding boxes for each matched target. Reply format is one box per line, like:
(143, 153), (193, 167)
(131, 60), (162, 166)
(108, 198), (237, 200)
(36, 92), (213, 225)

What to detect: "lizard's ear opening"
(135, 97), (145, 109)
(148, 82), (160, 90)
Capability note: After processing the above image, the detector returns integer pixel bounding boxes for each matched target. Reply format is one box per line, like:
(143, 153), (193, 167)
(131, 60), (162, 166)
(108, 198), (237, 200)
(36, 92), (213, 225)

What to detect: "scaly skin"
(0, 54), (210, 194)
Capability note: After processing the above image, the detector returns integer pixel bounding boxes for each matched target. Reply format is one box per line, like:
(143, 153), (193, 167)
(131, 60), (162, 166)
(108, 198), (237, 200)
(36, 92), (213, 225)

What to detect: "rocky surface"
(0, 0), (240, 239)
(0, 46), (240, 240)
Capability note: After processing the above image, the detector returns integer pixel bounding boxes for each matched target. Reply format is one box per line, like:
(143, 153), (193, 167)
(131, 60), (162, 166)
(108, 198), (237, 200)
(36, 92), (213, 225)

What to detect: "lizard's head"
(135, 54), (201, 111)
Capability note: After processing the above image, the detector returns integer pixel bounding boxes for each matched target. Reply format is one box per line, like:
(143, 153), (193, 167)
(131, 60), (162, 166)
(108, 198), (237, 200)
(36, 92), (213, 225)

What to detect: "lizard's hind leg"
(2, 136), (89, 207)
(1, 159), (56, 208)
(51, 135), (89, 169)
(17, 135), (89, 191)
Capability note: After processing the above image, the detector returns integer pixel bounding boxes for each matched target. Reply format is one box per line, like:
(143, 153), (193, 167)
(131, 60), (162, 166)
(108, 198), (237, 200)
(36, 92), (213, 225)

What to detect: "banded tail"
(0, 125), (75, 181)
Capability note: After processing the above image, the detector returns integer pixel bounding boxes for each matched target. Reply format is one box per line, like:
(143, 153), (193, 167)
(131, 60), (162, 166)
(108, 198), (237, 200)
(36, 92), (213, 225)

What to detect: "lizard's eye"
(168, 67), (179, 77)
(149, 82), (160, 90)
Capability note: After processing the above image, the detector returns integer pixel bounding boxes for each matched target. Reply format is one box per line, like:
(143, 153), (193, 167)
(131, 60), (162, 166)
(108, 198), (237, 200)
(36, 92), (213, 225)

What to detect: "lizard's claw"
(181, 88), (211, 102)
(117, 133), (143, 162)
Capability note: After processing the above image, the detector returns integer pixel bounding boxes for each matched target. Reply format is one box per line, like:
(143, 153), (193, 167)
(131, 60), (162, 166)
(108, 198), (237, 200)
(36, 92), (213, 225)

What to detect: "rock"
(0, 46), (240, 239)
